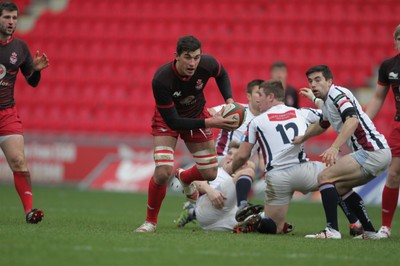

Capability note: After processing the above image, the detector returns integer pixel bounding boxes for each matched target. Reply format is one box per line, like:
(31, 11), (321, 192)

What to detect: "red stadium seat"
(13, 0), (399, 135)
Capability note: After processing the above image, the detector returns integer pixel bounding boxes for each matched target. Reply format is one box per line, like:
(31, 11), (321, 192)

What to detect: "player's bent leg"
(264, 204), (289, 234)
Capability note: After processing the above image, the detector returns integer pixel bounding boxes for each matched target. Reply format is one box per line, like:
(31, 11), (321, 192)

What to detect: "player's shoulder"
(153, 61), (174, 80)
(328, 84), (351, 98)
(383, 54), (400, 64)
(198, 54), (219, 68)
(380, 54), (400, 69)
(7, 37), (28, 49)
(200, 54), (217, 62)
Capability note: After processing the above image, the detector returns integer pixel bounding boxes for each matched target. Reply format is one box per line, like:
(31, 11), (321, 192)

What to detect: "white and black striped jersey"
(320, 84), (389, 152)
(245, 104), (321, 172)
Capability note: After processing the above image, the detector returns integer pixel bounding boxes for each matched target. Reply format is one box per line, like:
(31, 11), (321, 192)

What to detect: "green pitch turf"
(0, 185), (398, 266)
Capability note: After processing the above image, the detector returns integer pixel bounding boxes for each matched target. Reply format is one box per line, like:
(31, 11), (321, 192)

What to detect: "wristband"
(331, 145), (340, 152)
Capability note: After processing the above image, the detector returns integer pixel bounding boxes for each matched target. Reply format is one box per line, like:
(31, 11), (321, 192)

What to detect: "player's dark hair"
(0, 1), (18, 16)
(246, 79), (264, 94)
(306, 65), (334, 81)
(270, 60), (287, 70)
(259, 80), (285, 102)
(176, 35), (202, 55)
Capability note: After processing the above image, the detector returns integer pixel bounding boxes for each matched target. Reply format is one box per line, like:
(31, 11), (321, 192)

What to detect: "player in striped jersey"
(227, 80), (327, 234)
(298, 65), (391, 239)
(214, 79), (263, 211)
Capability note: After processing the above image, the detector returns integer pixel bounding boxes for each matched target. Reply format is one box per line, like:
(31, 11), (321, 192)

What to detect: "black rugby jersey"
(0, 36), (34, 109)
(152, 54), (232, 130)
(378, 54), (400, 121)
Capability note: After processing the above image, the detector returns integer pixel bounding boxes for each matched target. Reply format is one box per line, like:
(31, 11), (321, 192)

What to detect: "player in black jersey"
(0, 1), (49, 223)
(135, 35), (237, 232)
(366, 24), (400, 238)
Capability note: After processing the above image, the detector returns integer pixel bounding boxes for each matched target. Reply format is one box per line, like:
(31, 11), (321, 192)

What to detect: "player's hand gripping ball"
(222, 102), (247, 130)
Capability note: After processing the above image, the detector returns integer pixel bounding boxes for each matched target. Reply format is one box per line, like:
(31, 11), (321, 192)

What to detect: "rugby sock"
(13, 171), (33, 214)
(146, 177), (167, 224)
(343, 190), (375, 232)
(319, 183), (339, 231)
(381, 185), (399, 228)
(257, 217), (277, 234)
(179, 165), (203, 185)
(338, 198), (359, 224)
(236, 175), (253, 207)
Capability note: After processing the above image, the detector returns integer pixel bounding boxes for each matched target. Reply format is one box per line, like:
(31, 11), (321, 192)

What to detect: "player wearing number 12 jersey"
(227, 80), (326, 234)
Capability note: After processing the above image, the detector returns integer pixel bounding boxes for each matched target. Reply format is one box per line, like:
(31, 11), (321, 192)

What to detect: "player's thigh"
(290, 162), (323, 193)
(0, 134), (27, 167)
(318, 154), (363, 184)
(264, 169), (293, 205)
(387, 157), (400, 187)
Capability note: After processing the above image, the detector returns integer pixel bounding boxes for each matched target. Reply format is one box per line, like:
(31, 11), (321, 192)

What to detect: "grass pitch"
(0, 184), (398, 266)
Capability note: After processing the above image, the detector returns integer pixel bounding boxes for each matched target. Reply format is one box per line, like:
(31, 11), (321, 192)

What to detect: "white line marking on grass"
(73, 245), (93, 251)
(195, 250), (261, 257)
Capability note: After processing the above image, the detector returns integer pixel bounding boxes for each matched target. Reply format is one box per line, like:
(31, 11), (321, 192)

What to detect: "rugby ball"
(222, 102), (247, 129)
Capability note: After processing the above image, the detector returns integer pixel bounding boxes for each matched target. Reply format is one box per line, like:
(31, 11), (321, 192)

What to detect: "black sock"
(257, 217), (277, 234)
(320, 183), (339, 231)
(189, 208), (196, 220)
(338, 198), (358, 224)
(343, 191), (375, 232)
(236, 175), (252, 207)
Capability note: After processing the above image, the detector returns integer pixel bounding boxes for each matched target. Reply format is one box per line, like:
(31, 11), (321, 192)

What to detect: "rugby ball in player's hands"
(222, 102), (247, 129)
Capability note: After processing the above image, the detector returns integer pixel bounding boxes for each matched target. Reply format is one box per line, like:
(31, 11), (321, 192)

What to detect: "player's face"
(257, 89), (273, 112)
(307, 72), (332, 101)
(247, 86), (261, 114)
(0, 10), (18, 39)
(395, 35), (400, 52)
(270, 67), (287, 84)
(175, 49), (201, 77)
(222, 147), (238, 167)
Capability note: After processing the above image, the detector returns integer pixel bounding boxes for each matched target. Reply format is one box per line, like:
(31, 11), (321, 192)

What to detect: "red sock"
(13, 171), (33, 214)
(146, 177), (167, 224)
(382, 185), (399, 228)
(179, 165), (204, 185)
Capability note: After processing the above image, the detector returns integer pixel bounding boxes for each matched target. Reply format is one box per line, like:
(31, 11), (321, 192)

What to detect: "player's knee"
(387, 169), (400, 186)
(317, 170), (331, 184)
(193, 149), (218, 181)
(257, 217), (277, 234)
(9, 155), (26, 171)
(153, 166), (172, 184)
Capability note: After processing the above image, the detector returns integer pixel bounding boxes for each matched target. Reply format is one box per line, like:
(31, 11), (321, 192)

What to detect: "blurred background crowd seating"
(13, 0), (398, 138)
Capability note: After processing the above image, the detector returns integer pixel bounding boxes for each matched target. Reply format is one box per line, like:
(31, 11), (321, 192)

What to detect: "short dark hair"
(270, 61), (287, 70)
(305, 65), (334, 81)
(176, 35), (202, 55)
(246, 79), (264, 94)
(259, 80), (285, 102)
(0, 1), (18, 16)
